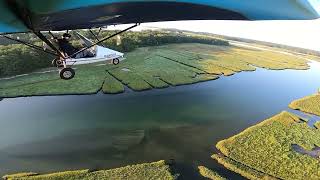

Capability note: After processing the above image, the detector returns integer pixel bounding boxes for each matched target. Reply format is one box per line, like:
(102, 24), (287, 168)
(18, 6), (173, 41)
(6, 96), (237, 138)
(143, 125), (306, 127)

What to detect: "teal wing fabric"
(0, 1), (28, 33)
(1, 0), (319, 33)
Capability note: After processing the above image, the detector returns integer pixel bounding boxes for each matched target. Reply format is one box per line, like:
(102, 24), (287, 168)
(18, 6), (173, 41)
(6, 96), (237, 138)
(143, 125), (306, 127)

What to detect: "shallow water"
(1, 61), (320, 179)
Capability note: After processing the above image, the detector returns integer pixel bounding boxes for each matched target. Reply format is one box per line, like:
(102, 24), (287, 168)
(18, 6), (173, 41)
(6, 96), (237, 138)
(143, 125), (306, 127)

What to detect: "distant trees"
(0, 45), (53, 77)
(0, 30), (229, 77)
(96, 30), (229, 52)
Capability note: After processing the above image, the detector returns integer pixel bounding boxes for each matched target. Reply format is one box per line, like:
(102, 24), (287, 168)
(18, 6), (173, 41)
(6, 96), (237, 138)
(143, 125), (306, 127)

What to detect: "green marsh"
(3, 160), (176, 180)
(0, 43), (312, 98)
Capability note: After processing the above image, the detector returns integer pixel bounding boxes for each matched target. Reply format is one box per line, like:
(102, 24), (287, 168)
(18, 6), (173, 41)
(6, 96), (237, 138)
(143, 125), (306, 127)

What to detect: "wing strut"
(89, 29), (106, 47)
(1, 23), (139, 61)
(33, 31), (66, 58)
(89, 29), (101, 42)
(66, 23), (139, 59)
(2, 35), (58, 56)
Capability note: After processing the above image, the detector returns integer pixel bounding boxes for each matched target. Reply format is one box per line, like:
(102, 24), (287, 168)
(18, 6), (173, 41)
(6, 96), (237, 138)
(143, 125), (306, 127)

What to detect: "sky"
(113, 20), (320, 51)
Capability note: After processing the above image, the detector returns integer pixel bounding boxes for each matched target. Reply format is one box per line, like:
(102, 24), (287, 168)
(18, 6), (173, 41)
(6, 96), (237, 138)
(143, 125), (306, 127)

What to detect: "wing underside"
(0, 0), (319, 33)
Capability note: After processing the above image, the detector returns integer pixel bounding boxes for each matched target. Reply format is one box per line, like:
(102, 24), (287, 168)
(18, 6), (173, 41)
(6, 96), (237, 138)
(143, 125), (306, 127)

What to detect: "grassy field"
(214, 111), (320, 180)
(103, 72), (125, 94)
(0, 65), (107, 97)
(198, 166), (227, 180)
(289, 93), (320, 116)
(3, 160), (177, 180)
(315, 121), (320, 129)
(0, 43), (313, 98)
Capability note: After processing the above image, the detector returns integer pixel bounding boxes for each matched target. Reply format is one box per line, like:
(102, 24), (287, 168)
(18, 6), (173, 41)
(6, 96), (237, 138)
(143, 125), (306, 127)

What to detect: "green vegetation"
(0, 65), (107, 97)
(0, 43), (313, 98)
(83, 42), (311, 88)
(289, 94), (320, 116)
(95, 30), (229, 52)
(215, 111), (320, 180)
(231, 48), (309, 70)
(3, 160), (177, 180)
(315, 121), (320, 129)
(212, 154), (276, 180)
(2, 173), (39, 180)
(0, 45), (52, 77)
(103, 72), (125, 94)
(198, 166), (227, 180)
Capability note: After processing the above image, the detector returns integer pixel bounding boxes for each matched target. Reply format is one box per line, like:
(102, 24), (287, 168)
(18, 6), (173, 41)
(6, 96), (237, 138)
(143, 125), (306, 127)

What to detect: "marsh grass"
(289, 94), (320, 116)
(3, 160), (177, 180)
(0, 65), (107, 97)
(198, 166), (227, 180)
(211, 154), (274, 180)
(2, 173), (39, 180)
(108, 69), (152, 91)
(215, 111), (320, 180)
(0, 43), (312, 97)
(102, 72), (125, 94)
(315, 121), (320, 129)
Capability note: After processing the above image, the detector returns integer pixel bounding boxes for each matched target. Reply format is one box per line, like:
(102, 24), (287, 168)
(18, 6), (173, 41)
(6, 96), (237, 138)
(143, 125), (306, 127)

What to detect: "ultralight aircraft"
(0, 0), (319, 80)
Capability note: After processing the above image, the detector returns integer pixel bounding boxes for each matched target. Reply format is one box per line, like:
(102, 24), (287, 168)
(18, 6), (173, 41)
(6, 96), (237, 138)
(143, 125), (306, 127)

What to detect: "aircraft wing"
(1, 0), (319, 33)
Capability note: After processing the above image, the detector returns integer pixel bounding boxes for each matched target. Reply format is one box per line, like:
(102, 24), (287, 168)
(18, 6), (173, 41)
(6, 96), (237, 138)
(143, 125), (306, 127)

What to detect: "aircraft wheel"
(52, 58), (64, 67)
(112, 58), (120, 65)
(59, 68), (75, 80)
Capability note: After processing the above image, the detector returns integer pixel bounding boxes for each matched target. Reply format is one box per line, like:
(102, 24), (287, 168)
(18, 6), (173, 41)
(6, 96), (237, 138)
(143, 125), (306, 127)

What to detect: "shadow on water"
(0, 125), (243, 179)
(1, 61), (320, 179)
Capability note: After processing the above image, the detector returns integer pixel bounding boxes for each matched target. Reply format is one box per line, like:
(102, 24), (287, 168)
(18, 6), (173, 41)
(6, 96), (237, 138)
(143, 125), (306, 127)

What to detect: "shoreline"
(1, 61), (317, 100)
(0, 43), (315, 99)
(2, 160), (178, 180)
(212, 91), (320, 179)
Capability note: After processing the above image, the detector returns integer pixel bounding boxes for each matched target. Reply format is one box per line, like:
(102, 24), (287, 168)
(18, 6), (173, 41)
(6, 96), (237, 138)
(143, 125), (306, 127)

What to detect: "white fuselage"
(65, 45), (125, 65)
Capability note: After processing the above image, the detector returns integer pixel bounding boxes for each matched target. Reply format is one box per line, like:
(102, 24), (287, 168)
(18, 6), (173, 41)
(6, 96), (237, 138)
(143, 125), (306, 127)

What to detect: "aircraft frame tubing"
(89, 29), (106, 47)
(33, 31), (66, 58)
(66, 23), (139, 59)
(0, 23), (139, 67)
(1, 35), (58, 56)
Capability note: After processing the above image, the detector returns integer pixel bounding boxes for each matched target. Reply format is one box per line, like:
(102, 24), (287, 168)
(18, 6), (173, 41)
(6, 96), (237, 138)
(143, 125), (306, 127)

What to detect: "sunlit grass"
(215, 111), (320, 179)
(212, 154), (274, 180)
(108, 69), (152, 91)
(198, 166), (227, 180)
(0, 43), (313, 97)
(0, 65), (106, 97)
(232, 48), (309, 70)
(2, 172), (39, 180)
(102, 72), (125, 94)
(315, 121), (320, 129)
(289, 93), (320, 116)
(3, 160), (177, 180)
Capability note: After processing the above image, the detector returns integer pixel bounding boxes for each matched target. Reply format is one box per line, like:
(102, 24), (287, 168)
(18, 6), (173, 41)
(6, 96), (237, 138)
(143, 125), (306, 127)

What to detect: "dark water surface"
(1, 61), (320, 179)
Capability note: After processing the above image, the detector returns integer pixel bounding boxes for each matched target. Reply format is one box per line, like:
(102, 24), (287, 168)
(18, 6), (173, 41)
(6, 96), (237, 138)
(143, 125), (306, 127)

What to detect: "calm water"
(1, 61), (320, 179)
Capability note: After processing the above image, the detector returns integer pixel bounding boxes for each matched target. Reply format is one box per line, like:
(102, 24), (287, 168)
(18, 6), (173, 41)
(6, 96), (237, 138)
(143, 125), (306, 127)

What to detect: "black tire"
(112, 58), (120, 65)
(59, 68), (75, 80)
(52, 58), (64, 68)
